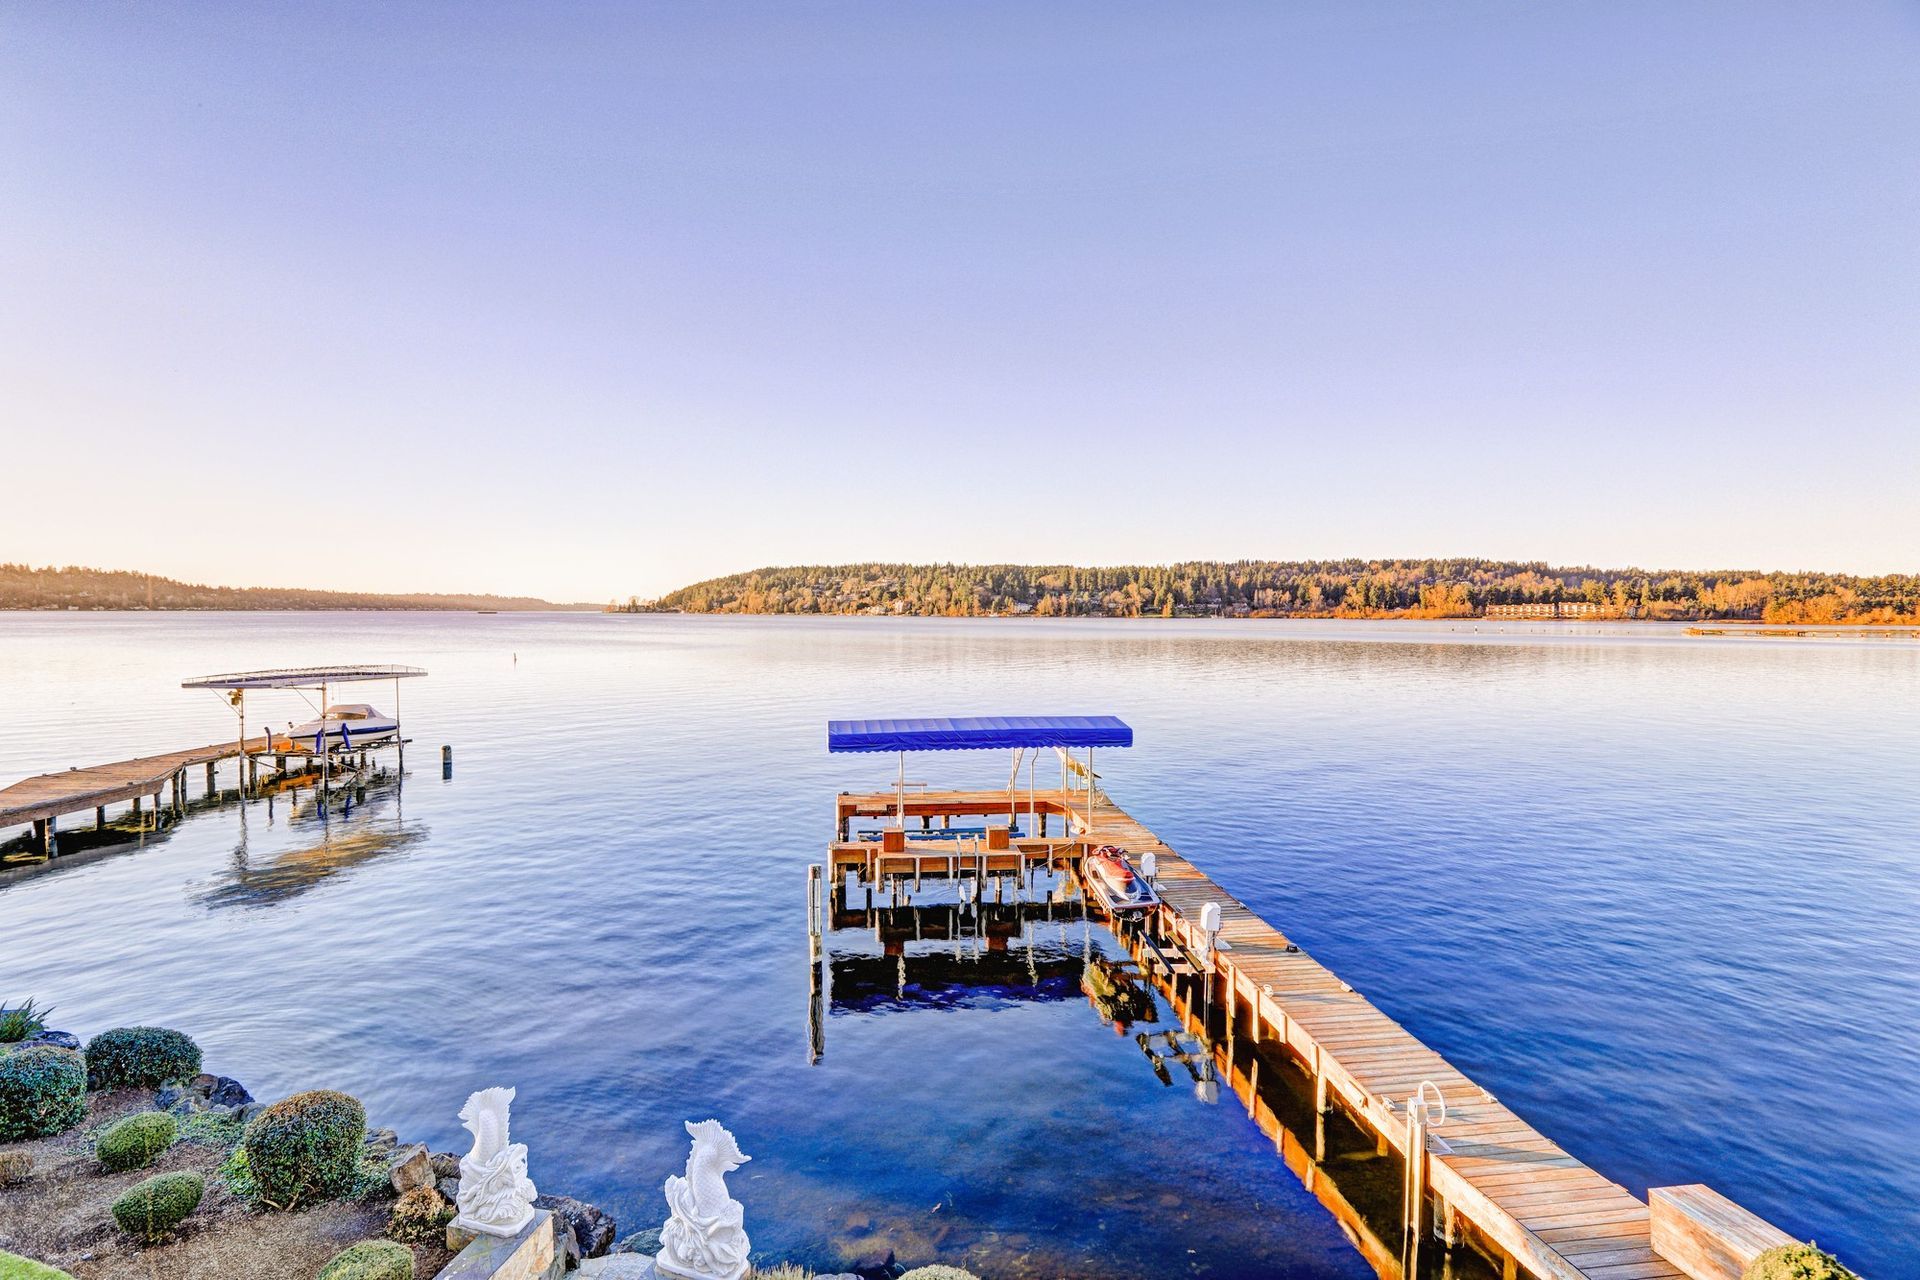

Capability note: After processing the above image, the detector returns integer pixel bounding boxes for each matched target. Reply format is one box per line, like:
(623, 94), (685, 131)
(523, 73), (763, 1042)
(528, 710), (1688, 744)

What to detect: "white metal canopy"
(181, 665), (426, 690)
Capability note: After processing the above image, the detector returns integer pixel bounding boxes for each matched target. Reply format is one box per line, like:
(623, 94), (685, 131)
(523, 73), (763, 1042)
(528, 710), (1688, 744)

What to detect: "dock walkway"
(1085, 791), (1683, 1280)
(0, 736), (270, 830)
(831, 784), (1683, 1280)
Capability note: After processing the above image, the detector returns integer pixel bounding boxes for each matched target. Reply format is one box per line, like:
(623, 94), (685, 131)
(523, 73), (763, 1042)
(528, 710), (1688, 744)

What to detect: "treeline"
(0, 564), (589, 612)
(654, 560), (1920, 624)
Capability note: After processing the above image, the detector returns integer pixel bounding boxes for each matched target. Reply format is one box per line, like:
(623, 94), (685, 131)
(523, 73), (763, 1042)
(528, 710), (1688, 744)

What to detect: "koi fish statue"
(656, 1119), (751, 1280)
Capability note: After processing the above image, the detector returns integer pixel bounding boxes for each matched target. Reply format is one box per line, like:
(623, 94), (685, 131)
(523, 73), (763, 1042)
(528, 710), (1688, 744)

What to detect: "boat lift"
(181, 665), (426, 808)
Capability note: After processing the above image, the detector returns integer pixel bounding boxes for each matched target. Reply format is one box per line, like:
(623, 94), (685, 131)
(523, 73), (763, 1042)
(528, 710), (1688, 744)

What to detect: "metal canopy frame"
(182, 666), (427, 807)
(828, 715), (1131, 836)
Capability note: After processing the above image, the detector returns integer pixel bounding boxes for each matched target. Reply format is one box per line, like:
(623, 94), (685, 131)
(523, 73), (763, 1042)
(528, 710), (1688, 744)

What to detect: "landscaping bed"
(0, 1084), (452, 1280)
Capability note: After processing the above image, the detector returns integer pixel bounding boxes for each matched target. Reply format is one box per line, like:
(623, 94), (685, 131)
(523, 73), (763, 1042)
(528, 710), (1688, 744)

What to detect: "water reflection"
(1105, 920), (1501, 1280)
(198, 774), (426, 910)
(807, 880), (1500, 1280)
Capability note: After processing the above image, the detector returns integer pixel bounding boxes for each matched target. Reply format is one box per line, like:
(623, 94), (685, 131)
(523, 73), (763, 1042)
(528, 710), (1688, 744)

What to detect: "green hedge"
(0, 1045), (86, 1141)
(110, 1170), (204, 1243)
(97, 1111), (179, 1172)
(1744, 1244), (1858, 1280)
(317, 1240), (414, 1280)
(85, 1027), (202, 1090)
(0, 1251), (76, 1280)
(241, 1089), (366, 1209)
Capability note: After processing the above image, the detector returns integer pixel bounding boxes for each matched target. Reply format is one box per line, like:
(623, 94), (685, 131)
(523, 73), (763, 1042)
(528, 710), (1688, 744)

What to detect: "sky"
(1, 3), (1915, 601)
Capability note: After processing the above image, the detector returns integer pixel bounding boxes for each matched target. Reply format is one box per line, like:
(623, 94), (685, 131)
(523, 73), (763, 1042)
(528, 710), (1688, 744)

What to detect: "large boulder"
(387, 1143), (434, 1194)
(612, 1226), (661, 1255)
(208, 1076), (253, 1108)
(25, 1030), (80, 1052)
(536, 1193), (618, 1259)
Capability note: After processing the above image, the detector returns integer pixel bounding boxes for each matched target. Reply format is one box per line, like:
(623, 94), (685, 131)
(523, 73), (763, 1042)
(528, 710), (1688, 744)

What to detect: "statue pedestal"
(440, 1210), (566, 1280)
(577, 1256), (659, 1279)
(655, 1255), (746, 1280)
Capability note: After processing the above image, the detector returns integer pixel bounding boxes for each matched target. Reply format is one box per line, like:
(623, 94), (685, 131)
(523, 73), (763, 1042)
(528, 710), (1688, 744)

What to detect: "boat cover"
(828, 715), (1133, 753)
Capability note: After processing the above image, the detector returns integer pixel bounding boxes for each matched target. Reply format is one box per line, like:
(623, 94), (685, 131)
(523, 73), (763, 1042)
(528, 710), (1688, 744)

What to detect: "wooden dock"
(827, 784), (1691, 1280)
(2, 732), (399, 857)
(0, 736), (270, 830)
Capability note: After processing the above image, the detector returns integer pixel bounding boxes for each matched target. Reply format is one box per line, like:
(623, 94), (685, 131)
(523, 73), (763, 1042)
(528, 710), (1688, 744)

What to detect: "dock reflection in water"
(198, 773), (426, 911)
(810, 879), (1497, 1280)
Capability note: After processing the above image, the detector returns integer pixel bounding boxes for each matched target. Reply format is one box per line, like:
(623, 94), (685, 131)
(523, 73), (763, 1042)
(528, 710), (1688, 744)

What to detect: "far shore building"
(1485, 601), (1628, 620)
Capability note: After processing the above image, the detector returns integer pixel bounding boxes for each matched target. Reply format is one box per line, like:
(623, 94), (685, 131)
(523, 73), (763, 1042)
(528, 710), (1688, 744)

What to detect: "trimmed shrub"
(1745, 1244), (1858, 1280)
(317, 1240), (414, 1280)
(0, 1251), (76, 1280)
(97, 1111), (179, 1172)
(0, 1151), (33, 1186)
(241, 1089), (366, 1209)
(0, 1045), (86, 1141)
(386, 1184), (454, 1245)
(110, 1170), (204, 1243)
(84, 1027), (202, 1090)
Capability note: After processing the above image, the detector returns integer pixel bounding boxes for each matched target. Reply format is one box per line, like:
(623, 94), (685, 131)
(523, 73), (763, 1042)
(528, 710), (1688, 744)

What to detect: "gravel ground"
(0, 1086), (453, 1279)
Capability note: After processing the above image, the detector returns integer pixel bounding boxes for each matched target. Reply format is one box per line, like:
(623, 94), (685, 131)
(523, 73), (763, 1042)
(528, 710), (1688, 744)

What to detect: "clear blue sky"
(2, 3), (1914, 600)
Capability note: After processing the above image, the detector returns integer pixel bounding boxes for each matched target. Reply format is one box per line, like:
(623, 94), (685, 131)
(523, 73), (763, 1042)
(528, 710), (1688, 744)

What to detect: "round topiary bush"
(84, 1027), (202, 1090)
(241, 1089), (366, 1209)
(110, 1170), (204, 1243)
(1744, 1244), (1857, 1280)
(317, 1239), (414, 1280)
(0, 1045), (86, 1141)
(0, 1249), (77, 1279)
(97, 1110), (179, 1172)
(386, 1184), (453, 1245)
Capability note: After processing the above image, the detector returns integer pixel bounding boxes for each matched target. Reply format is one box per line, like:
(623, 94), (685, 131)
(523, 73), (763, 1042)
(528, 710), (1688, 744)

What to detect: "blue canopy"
(828, 715), (1133, 754)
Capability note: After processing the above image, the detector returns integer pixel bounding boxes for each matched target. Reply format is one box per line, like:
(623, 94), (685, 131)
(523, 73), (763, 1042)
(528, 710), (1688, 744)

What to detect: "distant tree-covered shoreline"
(645, 560), (1919, 624)
(0, 564), (589, 612)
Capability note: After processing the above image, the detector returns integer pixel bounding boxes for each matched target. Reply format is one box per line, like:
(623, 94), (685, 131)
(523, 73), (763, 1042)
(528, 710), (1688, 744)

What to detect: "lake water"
(1, 614), (1914, 1279)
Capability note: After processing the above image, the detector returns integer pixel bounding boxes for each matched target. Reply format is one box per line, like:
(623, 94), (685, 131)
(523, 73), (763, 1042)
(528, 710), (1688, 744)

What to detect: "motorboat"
(1085, 844), (1160, 913)
(283, 703), (400, 750)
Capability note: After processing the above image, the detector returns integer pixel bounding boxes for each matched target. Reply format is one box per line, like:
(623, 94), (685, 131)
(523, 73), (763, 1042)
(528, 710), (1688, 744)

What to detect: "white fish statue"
(656, 1119), (751, 1280)
(453, 1086), (538, 1237)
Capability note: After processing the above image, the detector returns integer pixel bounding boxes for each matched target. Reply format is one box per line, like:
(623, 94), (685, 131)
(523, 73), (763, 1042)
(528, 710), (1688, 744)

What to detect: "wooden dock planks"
(1073, 790), (1684, 1280)
(0, 736), (272, 828)
(831, 783), (1688, 1280)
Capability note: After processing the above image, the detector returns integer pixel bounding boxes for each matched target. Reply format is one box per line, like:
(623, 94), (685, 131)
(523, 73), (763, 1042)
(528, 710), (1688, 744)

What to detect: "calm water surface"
(1, 614), (1914, 1278)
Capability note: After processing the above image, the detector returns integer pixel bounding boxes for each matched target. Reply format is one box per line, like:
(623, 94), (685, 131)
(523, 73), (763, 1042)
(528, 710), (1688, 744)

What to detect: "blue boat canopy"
(828, 715), (1133, 754)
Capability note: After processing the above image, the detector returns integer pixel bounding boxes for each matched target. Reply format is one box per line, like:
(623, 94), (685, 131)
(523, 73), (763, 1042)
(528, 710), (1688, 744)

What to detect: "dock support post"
(248, 755), (259, 793)
(807, 864), (823, 962)
(96, 806), (106, 831)
(206, 761), (217, 797)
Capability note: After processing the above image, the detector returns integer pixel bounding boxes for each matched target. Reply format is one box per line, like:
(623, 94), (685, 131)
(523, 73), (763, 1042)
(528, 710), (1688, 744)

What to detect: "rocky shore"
(0, 1009), (982, 1280)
